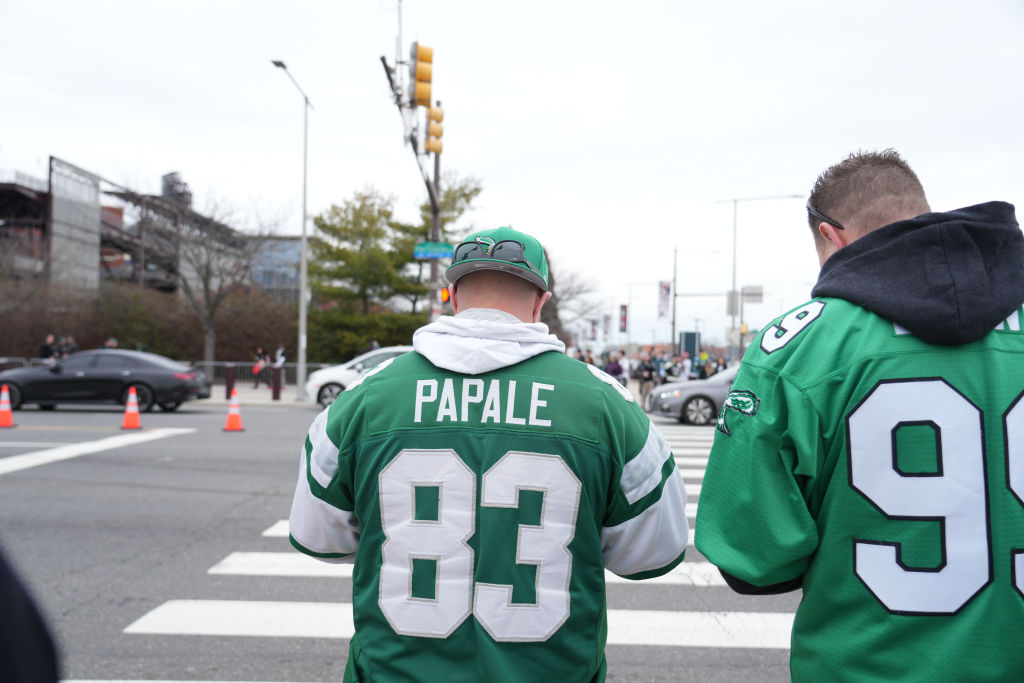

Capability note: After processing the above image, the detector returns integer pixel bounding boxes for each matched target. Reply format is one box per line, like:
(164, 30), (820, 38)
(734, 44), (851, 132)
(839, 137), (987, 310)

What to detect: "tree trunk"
(203, 323), (216, 376)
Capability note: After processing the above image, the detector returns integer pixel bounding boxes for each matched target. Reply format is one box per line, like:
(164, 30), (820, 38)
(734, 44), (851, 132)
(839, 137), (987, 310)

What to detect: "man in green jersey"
(290, 226), (690, 682)
(695, 150), (1024, 681)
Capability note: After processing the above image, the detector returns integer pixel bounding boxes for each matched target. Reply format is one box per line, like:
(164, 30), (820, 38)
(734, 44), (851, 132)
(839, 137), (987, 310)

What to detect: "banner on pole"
(658, 281), (672, 320)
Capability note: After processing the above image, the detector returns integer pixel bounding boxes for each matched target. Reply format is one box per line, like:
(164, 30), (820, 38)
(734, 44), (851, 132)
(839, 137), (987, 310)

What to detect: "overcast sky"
(3, 1), (1022, 349)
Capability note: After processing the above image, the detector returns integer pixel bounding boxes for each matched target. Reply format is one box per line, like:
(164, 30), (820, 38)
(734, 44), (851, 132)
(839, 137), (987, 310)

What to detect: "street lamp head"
(271, 60), (286, 69)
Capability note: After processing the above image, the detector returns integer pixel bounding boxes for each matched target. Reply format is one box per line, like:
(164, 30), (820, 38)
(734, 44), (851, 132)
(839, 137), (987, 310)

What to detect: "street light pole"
(272, 60), (313, 401)
(716, 194), (802, 355)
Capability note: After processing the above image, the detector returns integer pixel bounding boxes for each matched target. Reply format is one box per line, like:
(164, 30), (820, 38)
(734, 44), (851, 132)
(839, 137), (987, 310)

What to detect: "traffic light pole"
(428, 144), (441, 320)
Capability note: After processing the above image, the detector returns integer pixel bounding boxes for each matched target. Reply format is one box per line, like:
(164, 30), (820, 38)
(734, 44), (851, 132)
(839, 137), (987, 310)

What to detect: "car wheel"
(317, 383), (344, 408)
(159, 401), (182, 412)
(124, 384), (155, 412)
(682, 396), (715, 425)
(5, 384), (22, 410)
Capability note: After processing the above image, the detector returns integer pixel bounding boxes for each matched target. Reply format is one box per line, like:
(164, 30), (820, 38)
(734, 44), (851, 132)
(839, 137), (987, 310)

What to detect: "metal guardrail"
(188, 361), (333, 385)
(0, 358), (31, 372)
(1, 357), (334, 385)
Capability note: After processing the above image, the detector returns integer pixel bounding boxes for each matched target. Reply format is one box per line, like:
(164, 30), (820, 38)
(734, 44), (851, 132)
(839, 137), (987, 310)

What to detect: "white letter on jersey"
(437, 379), (458, 422)
(415, 380), (437, 423)
(529, 383), (554, 427)
(505, 381), (526, 426)
(481, 380), (501, 423)
(462, 379), (485, 421)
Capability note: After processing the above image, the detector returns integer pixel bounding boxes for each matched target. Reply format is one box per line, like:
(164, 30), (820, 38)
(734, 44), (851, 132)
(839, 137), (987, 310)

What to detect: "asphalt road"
(0, 400), (798, 682)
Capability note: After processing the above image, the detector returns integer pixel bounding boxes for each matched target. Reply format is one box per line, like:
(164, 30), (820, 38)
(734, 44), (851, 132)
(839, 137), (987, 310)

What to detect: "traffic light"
(425, 105), (443, 154)
(409, 42), (433, 107)
(440, 286), (451, 303)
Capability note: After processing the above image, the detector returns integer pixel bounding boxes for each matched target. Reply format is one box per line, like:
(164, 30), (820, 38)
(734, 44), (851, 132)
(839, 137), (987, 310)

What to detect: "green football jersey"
(696, 299), (1024, 682)
(291, 350), (689, 682)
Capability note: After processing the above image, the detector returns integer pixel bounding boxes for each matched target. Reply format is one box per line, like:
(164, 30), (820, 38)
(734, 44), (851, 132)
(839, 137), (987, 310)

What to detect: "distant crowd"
(37, 333), (80, 365)
(570, 347), (729, 388)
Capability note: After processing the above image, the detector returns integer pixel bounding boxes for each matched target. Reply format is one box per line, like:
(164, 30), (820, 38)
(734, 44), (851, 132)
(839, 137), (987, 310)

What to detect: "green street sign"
(414, 241), (454, 259)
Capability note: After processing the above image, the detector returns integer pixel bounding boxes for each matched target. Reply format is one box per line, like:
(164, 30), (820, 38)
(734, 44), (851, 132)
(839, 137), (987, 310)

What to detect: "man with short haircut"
(290, 226), (690, 682)
(696, 150), (1024, 681)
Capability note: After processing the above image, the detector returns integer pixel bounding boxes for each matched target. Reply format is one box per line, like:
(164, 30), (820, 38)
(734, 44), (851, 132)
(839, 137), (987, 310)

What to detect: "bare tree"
(174, 204), (283, 368)
(543, 251), (602, 346)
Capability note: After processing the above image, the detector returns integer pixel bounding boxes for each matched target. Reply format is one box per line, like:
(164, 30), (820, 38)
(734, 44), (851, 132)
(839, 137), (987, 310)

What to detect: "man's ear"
(532, 290), (552, 323)
(450, 284), (459, 314)
(818, 221), (850, 251)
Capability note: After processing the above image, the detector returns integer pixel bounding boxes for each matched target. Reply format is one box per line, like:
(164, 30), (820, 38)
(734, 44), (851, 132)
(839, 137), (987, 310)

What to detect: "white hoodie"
(412, 308), (566, 375)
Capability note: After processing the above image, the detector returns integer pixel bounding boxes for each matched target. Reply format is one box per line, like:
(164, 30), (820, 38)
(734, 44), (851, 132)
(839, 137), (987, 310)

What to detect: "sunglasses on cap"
(452, 239), (541, 272)
(806, 202), (845, 231)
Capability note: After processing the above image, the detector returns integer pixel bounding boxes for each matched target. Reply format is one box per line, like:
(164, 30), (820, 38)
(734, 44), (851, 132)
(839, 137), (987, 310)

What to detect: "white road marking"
(677, 468), (706, 479)
(263, 520), (699, 545)
(209, 551), (725, 586)
(262, 520), (290, 537)
(125, 599), (792, 648)
(0, 428), (196, 477)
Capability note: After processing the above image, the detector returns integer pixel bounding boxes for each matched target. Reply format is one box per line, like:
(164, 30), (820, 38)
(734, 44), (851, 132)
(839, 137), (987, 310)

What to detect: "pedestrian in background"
(696, 149), (1024, 681)
(289, 226), (689, 682)
(637, 352), (657, 408)
(62, 336), (78, 357)
(38, 335), (57, 366)
(604, 351), (625, 386)
(252, 346), (270, 388)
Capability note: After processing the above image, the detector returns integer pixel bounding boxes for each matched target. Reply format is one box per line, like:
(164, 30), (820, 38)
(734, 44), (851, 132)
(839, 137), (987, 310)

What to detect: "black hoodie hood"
(811, 201), (1024, 346)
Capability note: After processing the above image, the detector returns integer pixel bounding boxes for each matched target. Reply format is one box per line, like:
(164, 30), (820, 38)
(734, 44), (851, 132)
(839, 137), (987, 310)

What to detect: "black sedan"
(0, 350), (211, 412)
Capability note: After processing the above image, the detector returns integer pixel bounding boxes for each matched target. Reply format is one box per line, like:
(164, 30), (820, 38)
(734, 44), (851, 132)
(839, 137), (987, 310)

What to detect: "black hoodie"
(811, 201), (1024, 346)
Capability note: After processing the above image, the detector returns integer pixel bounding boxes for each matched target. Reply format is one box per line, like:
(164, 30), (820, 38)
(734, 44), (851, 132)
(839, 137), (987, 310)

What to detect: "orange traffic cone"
(223, 389), (244, 432)
(0, 384), (14, 429)
(122, 386), (142, 430)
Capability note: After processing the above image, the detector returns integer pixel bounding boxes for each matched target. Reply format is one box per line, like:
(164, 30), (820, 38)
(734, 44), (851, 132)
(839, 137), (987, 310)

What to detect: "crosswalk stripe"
(124, 599), (792, 649)
(264, 520), (701, 545)
(0, 428), (196, 477)
(677, 468), (706, 479)
(208, 551), (724, 586)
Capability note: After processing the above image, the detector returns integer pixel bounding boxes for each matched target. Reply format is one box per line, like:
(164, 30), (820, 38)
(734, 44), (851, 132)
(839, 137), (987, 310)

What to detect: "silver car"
(645, 364), (739, 425)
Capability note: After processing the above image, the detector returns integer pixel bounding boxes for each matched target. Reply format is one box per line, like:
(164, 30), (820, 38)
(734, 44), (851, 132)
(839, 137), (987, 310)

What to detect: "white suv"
(304, 346), (413, 407)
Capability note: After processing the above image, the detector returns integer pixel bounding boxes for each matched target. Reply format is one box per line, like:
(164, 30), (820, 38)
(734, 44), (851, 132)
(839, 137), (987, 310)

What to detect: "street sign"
(741, 285), (763, 303)
(413, 241), (454, 259)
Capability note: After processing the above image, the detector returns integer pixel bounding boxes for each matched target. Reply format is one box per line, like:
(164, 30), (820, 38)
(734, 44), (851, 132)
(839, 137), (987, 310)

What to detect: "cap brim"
(446, 260), (547, 291)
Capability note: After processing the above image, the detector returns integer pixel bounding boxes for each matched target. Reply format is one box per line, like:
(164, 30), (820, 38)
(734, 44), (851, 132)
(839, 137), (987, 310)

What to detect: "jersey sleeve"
(694, 362), (820, 586)
(289, 406), (360, 563)
(600, 401), (690, 580)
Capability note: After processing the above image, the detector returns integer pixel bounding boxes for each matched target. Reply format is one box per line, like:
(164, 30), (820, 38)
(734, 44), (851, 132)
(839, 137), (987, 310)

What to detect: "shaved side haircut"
(808, 149), (931, 239)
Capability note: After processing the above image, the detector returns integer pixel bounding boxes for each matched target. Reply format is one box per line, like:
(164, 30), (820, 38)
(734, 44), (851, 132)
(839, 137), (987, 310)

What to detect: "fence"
(1, 357), (333, 385)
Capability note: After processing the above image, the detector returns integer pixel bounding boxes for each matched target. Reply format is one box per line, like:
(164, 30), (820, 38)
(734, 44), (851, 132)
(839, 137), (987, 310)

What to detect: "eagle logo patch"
(716, 389), (760, 436)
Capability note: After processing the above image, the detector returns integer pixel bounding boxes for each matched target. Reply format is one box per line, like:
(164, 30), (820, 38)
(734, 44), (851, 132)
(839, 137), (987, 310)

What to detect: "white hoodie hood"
(412, 308), (566, 375)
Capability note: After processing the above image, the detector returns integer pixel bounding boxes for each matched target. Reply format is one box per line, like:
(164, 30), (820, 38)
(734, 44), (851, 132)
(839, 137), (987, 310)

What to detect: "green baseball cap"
(445, 226), (549, 291)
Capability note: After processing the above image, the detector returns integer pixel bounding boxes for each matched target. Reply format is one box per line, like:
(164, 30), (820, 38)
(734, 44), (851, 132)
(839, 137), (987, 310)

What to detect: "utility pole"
(381, 19), (448, 321)
(671, 246), (677, 356)
(428, 125), (442, 320)
(715, 194), (801, 356)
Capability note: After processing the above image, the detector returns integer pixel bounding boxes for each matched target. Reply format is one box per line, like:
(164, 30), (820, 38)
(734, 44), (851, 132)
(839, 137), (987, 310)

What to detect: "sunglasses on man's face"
(806, 202), (845, 231)
(452, 240), (540, 272)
